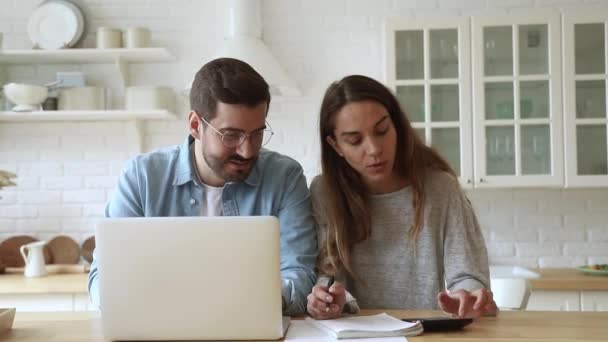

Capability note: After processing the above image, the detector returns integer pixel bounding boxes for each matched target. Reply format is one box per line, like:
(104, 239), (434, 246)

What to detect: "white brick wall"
(1, 0), (607, 267)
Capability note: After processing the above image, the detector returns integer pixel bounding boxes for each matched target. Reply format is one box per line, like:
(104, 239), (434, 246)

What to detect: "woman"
(307, 75), (497, 320)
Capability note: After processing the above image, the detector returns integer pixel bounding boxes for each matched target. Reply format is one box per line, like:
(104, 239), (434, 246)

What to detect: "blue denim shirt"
(88, 136), (318, 315)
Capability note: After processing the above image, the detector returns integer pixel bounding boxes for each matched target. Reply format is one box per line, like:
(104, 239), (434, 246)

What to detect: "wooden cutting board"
(47, 236), (81, 264)
(0, 236), (52, 267)
(80, 236), (95, 264)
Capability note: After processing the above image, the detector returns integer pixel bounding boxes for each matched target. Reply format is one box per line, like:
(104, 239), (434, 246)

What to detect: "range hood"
(208, 0), (300, 97)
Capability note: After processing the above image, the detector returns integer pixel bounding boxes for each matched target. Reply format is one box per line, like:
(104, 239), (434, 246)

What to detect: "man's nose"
(236, 137), (257, 159)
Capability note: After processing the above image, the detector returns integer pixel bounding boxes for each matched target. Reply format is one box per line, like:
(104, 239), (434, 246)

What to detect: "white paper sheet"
(285, 320), (408, 342)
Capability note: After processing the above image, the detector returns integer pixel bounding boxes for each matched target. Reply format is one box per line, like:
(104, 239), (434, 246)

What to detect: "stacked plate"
(27, 0), (85, 49)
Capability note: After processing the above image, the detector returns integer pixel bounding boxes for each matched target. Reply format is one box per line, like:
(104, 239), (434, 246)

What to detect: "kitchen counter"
(1, 267), (606, 294)
(530, 268), (608, 291)
(4, 309), (608, 341)
(0, 266), (88, 295)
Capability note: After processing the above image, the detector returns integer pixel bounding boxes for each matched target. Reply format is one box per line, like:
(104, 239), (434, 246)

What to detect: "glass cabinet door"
(472, 12), (563, 187)
(564, 11), (608, 187)
(386, 18), (472, 186)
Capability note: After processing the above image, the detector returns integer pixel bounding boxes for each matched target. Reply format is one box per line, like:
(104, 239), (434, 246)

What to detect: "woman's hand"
(306, 282), (347, 319)
(437, 288), (498, 318)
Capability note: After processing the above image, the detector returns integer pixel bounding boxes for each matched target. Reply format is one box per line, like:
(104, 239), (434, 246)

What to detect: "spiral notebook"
(304, 313), (423, 339)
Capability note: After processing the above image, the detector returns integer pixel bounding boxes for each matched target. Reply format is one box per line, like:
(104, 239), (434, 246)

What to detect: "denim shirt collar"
(172, 135), (260, 187)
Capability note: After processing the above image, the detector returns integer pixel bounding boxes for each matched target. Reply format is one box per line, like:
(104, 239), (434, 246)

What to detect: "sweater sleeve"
(442, 177), (490, 293)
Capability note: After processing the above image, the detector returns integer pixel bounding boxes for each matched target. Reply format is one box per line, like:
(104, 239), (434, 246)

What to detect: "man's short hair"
(190, 58), (271, 121)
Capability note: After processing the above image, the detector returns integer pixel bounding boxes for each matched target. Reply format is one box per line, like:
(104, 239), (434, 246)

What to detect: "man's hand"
(306, 282), (347, 320)
(437, 288), (498, 318)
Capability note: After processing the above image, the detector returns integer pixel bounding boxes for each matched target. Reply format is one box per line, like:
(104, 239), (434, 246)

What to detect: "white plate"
(27, 0), (84, 49)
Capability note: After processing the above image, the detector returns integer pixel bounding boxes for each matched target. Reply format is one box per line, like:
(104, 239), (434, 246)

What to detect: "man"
(88, 58), (317, 315)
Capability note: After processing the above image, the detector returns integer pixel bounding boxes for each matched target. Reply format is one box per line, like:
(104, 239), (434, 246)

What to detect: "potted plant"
(0, 170), (16, 192)
(0, 170), (16, 274)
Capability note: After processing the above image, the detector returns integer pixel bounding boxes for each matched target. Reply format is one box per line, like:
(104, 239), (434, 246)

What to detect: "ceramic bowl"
(0, 308), (16, 334)
(4, 83), (48, 112)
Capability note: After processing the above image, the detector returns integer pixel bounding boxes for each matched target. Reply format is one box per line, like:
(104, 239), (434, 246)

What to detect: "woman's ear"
(326, 135), (344, 157)
(188, 111), (202, 139)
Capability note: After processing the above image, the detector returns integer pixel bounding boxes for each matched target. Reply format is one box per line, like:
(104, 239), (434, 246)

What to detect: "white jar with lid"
(124, 27), (150, 48)
(126, 86), (174, 112)
(97, 27), (122, 49)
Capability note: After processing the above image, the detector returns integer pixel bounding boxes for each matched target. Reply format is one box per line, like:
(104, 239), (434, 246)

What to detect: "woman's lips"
(366, 161), (387, 172)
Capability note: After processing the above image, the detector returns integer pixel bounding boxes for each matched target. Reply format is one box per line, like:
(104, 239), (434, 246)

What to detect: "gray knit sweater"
(311, 170), (490, 311)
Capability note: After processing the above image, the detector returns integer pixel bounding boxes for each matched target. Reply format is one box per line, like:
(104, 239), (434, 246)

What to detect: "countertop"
(1, 267), (607, 295)
(530, 268), (608, 291)
(4, 309), (608, 341)
(0, 265), (88, 295)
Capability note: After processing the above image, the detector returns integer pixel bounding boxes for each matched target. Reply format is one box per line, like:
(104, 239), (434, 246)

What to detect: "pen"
(326, 276), (335, 310)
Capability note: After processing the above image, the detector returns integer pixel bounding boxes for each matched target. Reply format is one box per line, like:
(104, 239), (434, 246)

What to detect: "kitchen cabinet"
(563, 10), (608, 187)
(385, 17), (473, 187)
(471, 11), (563, 187)
(527, 290), (581, 311)
(0, 293), (95, 312)
(526, 269), (608, 312)
(0, 271), (95, 312)
(386, 12), (565, 188)
(528, 290), (608, 312)
(581, 291), (608, 311)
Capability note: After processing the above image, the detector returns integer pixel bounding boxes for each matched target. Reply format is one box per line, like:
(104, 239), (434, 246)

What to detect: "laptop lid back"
(96, 216), (282, 341)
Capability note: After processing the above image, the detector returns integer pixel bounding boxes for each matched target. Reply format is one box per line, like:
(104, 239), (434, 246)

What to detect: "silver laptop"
(95, 216), (286, 341)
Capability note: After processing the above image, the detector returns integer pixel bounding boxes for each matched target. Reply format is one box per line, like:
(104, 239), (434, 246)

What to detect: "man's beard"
(203, 150), (257, 183)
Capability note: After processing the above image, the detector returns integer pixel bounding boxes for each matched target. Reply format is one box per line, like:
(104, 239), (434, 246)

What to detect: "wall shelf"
(0, 48), (175, 86)
(0, 48), (175, 64)
(0, 48), (177, 152)
(0, 110), (176, 122)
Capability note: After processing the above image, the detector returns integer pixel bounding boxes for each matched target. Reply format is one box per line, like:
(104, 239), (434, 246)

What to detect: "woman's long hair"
(318, 75), (455, 277)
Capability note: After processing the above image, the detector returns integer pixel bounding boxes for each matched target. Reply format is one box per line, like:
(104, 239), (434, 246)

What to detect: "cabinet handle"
(479, 178), (486, 183)
(466, 179), (472, 184)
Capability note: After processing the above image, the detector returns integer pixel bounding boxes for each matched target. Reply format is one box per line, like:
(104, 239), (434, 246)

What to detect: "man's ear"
(326, 135), (344, 157)
(188, 111), (202, 140)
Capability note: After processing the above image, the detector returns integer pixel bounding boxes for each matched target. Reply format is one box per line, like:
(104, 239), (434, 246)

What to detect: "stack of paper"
(304, 313), (423, 339)
(285, 320), (407, 342)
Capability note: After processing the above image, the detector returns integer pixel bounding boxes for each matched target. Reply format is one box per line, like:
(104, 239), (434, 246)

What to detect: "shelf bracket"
(126, 119), (145, 153)
(115, 56), (129, 88)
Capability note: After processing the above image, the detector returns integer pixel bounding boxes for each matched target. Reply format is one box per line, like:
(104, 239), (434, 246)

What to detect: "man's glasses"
(198, 114), (274, 149)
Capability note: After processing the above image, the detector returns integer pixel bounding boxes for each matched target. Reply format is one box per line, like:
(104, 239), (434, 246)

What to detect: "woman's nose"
(365, 138), (382, 156)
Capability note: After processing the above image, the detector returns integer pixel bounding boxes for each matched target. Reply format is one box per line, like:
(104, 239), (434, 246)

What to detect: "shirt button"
(190, 198), (196, 205)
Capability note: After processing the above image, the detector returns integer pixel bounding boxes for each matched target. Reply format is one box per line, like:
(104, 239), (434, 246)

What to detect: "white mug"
(125, 86), (174, 112)
(124, 27), (150, 48)
(58, 87), (107, 110)
(97, 27), (122, 49)
(20, 241), (47, 278)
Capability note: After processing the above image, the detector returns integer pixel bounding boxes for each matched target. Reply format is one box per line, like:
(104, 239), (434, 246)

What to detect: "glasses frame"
(197, 113), (275, 149)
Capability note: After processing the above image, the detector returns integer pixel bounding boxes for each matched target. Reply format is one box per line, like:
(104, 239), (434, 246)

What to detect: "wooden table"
(4, 309), (608, 341)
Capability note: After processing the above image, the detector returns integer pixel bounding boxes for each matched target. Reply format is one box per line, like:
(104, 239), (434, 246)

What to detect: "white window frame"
(385, 17), (473, 188)
(563, 9), (608, 187)
(472, 11), (564, 188)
